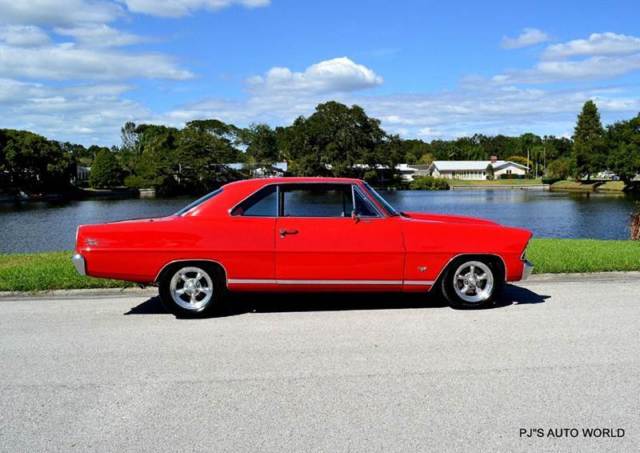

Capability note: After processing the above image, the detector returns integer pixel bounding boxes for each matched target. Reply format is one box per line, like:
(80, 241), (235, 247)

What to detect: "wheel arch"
(154, 259), (228, 287)
(433, 253), (507, 289)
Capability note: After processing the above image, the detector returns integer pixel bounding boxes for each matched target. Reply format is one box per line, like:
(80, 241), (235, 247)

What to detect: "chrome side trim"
(228, 278), (404, 285)
(403, 280), (435, 285)
(154, 259), (228, 283)
(228, 279), (277, 284)
(72, 254), (86, 276)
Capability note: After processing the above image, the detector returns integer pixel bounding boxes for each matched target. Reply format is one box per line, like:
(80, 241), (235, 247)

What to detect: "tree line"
(1, 100), (639, 195)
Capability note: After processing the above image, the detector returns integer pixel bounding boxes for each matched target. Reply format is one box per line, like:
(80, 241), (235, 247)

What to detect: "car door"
(275, 183), (404, 289)
(224, 184), (277, 286)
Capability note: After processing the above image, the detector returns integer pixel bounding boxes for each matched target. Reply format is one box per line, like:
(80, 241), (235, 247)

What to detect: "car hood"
(401, 211), (500, 226)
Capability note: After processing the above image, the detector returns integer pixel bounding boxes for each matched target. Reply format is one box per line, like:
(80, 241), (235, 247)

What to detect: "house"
(396, 164), (431, 181)
(227, 162), (288, 177)
(427, 156), (528, 180)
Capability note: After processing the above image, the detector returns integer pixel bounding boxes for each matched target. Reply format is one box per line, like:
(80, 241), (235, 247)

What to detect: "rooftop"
(430, 160), (528, 171)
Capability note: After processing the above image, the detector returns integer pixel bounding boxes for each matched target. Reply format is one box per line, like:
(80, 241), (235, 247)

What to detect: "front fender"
(401, 218), (532, 283)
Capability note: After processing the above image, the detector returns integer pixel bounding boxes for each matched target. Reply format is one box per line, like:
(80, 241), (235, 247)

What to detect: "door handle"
(279, 228), (299, 238)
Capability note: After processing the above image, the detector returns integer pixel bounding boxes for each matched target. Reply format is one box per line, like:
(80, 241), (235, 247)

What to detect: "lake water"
(1, 189), (638, 253)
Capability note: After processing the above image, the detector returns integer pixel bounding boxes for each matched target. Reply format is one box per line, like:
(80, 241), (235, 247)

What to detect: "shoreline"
(450, 184), (548, 190)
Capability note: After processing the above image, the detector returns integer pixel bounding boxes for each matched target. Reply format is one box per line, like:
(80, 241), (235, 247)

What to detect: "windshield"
(364, 183), (400, 216)
(174, 188), (223, 216)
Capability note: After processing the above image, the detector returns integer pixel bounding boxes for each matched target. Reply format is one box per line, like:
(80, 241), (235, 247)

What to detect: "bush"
(499, 174), (525, 180)
(123, 174), (152, 189)
(409, 176), (450, 190)
(89, 149), (123, 188)
(542, 177), (563, 185)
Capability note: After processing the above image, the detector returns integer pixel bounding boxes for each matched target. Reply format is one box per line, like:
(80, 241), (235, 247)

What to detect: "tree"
(485, 164), (494, 180)
(277, 101), (395, 182)
(572, 101), (605, 180)
(123, 124), (180, 194)
(507, 155), (531, 168)
(417, 152), (435, 165)
(547, 157), (573, 180)
(89, 149), (123, 188)
(242, 124), (279, 163)
(606, 114), (640, 183)
(174, 121), (243, 192)
(0, 129), (73, 192)
(399, 139), (431, 164)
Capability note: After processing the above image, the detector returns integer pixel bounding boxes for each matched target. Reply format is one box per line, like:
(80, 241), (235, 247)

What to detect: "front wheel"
(441, 258), (503, 309)
(159, 263), (224, 317)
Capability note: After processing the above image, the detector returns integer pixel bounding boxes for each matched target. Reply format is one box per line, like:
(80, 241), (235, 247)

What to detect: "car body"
(73, 177), (533, 315)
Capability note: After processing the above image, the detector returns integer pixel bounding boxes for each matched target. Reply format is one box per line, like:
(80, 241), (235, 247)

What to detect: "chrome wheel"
(453, 260), (494, 304)
(169, 266), (214, 312)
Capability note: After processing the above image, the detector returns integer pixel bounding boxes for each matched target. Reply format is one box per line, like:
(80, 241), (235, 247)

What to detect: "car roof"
(225, 176), (363, 188)
(184, 177), (365, 217)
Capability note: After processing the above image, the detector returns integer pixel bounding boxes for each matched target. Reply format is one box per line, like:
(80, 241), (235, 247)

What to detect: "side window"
(231, 185), (277, 217)
(353, 187), (379, 217)
(281, 184), (352, 217)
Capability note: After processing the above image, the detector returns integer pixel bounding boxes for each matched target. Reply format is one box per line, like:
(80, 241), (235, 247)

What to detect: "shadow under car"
(124, 284), (549, 317)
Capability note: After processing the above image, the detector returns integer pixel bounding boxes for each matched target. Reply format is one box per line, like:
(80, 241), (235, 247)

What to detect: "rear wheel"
(159, 263), (225, 317)
(441, 258), (503, 309)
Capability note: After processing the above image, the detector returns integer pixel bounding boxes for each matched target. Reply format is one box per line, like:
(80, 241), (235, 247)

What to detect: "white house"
(227, 162), (288, 177)
(428, 157), (528, 180)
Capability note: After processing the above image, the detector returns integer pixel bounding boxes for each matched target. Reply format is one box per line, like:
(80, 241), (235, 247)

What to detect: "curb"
(0, 287), (158, 299)
(1, 272), (638, 299)
(525, 271), (640, 283)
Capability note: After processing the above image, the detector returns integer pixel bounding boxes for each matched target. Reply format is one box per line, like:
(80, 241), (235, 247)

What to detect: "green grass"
(527, 238), (640, 274)
(549, 180), (597, 192)
(550, 180), (628, 193)
(597, 181), (626, 192)
(2, 239), (640, 292)
(0, 252), (130, 292)
(448, 178), (542, 186)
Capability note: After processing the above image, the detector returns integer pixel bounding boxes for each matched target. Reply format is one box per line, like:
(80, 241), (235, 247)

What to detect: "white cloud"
(54, 24), (144, 47)
(544, 32), (640, 59)
(0, 78), (148, 143)
(495, 54), (640, 83)
(501, 28), (550, 49)
(0, 0), (122, 26)
(495, 31), (640, 83)
(247, 57), (383, 95)
(0, 25), (50, 47)
(0, 42), (192, 80)
(121, 0), (270, 17)
(156, 67), (640, 145)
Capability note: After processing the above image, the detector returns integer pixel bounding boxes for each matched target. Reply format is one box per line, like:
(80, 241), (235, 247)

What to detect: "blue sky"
(1, 0), (639, 146)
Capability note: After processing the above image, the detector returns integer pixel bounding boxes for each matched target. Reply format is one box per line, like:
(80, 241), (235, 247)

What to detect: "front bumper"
(72, 253), (86, 276)
(521, 259), (534, 280)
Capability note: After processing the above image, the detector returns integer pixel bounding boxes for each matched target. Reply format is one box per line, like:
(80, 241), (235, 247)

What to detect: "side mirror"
(351, 210), (360, 223)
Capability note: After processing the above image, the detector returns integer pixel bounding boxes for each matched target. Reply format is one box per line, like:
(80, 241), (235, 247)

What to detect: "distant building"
(396, 164), (431, 181)
(75, 165), (91, 183)
(427, 156), (528, 181)
(227, 162), (288, 177)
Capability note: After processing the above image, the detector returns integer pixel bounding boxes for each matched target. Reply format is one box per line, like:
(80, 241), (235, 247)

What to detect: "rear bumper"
(521, 259), (534, 280)
(72, 253), (86, 276)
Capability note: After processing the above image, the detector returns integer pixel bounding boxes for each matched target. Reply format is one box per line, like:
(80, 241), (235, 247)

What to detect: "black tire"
(440, 257), (504, 309)
(158, 262), (226, 318)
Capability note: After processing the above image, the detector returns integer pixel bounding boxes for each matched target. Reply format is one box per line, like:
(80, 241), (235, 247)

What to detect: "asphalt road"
(1, 275), (639, 452)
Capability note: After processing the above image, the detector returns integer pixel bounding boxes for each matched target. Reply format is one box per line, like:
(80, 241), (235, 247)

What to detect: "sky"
(1, 0), (639, 146)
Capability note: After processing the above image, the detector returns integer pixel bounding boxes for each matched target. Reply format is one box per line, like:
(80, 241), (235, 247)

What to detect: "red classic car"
(73, 177), (533, 316)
